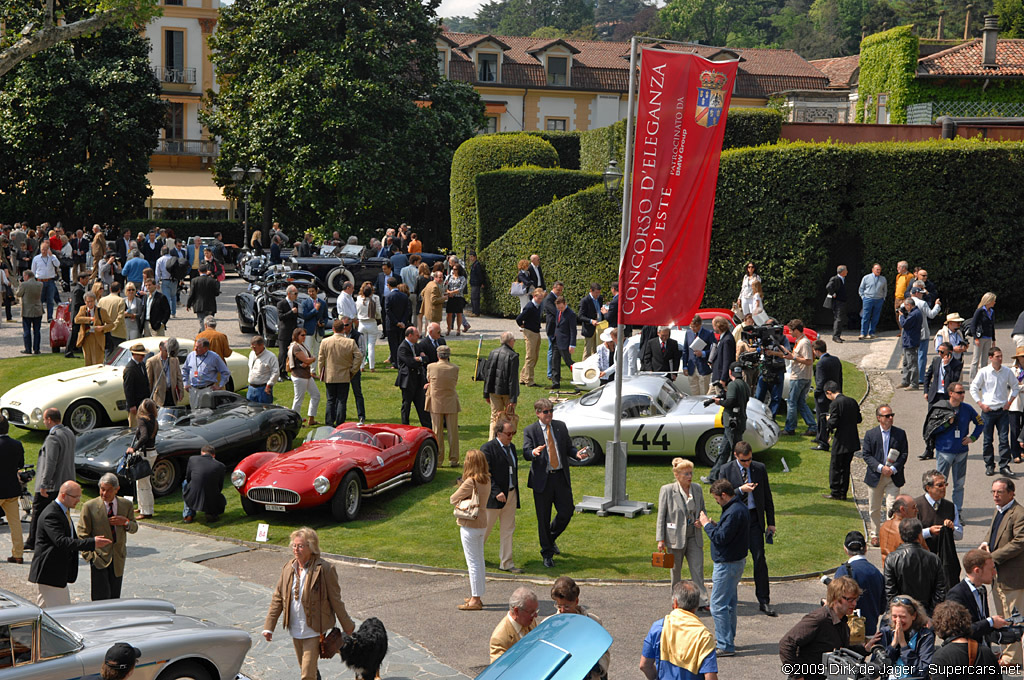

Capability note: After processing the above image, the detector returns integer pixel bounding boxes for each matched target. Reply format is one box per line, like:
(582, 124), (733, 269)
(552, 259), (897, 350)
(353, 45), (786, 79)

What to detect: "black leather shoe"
(811, 445), (828, 451)
(1000, 468), (1018, 479)
(986, 467), (997, 476)
(552, 543), (561, 556)
(543, 557), (555, 568)
(918, 453), (934, 461)
(833, 336), (844, 343)
(760, 603), (777, 617)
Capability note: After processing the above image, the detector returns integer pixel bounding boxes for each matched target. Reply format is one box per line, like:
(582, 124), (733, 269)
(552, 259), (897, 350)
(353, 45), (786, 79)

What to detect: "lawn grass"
(6, 341), (866, 579)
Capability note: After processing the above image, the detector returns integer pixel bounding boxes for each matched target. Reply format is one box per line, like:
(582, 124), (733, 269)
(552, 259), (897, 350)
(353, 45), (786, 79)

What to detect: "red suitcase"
(49, 301), (71, 352)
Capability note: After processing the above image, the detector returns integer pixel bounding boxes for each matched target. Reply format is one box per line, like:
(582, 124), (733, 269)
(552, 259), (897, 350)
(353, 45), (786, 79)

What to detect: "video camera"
(702, 383), (726, 408)
(738, 323), (787, 383)
(989, 608), (1024, 645)
(18, 464), (34, 488)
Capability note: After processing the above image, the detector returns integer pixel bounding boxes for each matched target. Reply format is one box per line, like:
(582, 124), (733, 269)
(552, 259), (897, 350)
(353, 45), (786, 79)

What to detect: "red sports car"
(231, 423), (438, 522)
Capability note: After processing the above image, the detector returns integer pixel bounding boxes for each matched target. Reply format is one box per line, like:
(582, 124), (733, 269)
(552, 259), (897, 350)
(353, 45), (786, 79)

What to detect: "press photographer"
(738, 321), (788, 398)
(703, 362), (749, 483)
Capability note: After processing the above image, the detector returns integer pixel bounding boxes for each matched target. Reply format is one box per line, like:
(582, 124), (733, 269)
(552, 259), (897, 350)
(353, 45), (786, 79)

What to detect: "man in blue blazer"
(577, 284), (603, 359)
(682, 315), (715, 396)
(722, 440), (777, 616)
(861, 403), (908, 546)
(522, 398), (589, 568)
(834, 530), (886, 635)
(550, 296), (577, 390)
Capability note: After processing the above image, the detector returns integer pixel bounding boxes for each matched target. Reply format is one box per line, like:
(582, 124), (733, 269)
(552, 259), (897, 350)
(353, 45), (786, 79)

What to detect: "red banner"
(619, 51), (739, 326)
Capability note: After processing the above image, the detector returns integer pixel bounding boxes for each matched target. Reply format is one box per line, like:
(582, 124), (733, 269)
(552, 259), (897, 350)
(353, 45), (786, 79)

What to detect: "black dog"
(339, 617), (388, 680)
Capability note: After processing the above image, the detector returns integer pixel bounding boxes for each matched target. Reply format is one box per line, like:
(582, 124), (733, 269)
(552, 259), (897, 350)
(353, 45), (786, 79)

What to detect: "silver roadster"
(0, 589), (251, 679)
(555, 375), (779, 466)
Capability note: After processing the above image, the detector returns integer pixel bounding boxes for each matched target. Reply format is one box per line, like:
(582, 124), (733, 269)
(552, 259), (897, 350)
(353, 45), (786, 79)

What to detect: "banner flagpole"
(576, 35), (650, 518)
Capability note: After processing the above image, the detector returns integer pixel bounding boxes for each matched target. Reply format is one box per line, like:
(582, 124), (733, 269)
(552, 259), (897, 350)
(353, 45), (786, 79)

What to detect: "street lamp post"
(230, 165), (263, 249)
(602, 159), (623, 199)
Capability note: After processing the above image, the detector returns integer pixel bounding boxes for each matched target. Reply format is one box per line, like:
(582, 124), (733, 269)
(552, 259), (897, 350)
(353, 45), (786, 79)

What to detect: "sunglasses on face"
(537, 409), (553, 415)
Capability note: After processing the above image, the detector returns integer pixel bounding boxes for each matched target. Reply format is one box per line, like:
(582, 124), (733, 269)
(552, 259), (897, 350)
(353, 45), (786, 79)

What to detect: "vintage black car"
(74, 391), (302, 497)
(236, 269), (321, 343)
(289, 244), (446, 296)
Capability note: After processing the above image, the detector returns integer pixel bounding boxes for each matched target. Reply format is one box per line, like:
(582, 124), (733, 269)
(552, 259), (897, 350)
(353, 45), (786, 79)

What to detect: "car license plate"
(266, 504), (287, 512)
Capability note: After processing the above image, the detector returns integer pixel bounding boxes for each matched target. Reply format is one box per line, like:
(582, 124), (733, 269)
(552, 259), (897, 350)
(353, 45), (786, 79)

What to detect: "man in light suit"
(489, 586), (539, 662)
(861, 404), (908, 546)
(146, 339), (183, 407)
(317, 318), (363, 427)
(578, 283), (603, 359)
(97, 281), (127, 362)
(28, 481), (111, 607)
(395, 326), (429, 427)
(77, 473), (138, 600)
(723, 440), (777, 617)
(483, 416), (521, 573)
(523, 398), (589, 568)
(425, 345), (460, 467)
(985, 477), (1024, 665)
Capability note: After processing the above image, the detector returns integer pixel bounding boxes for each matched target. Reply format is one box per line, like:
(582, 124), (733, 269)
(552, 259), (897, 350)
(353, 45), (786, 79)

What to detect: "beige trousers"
(521, 329), (540, 385)
(994, 579), (1024, 665)
(36, 583), (71, 608)
(0, 497), (23, 559)
(292, 635), (321, 680)
(431, 411), (460, 465)
(582, 333), (597, 360)
(688, 372), (711, 396)
(868, 477), (899, 538)
(485, 488), (518, 570)
(488, 394), (518, 441)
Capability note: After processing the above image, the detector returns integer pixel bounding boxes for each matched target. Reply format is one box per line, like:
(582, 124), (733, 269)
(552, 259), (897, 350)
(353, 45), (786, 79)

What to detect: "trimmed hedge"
(479, 183), (622, 318)
(475, 167), (602, 248)
(120, 219), (244, 244)
(449, 133), (559, 255)
(481, 138), (1024, 328)
(721, 108), (785, 149)
(580, 119), (627, 173)
(522, 130), (581, 169)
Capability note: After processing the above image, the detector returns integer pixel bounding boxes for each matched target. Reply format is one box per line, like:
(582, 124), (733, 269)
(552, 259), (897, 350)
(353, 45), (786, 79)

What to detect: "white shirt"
(248, 349), (279, 387)
(287, 564), (317, 640)
(912, 296), (942, 339)
(156, 254), (174, 281)
(876, 426), (899, 474)
(970, 364), (1021, 409)
(31, 253), (60, 280)
(336, 292), (357, 320)
(920, 491), (963, 540)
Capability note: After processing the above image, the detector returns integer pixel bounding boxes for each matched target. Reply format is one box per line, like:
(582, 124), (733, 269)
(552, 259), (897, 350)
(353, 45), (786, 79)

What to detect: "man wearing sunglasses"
(861, 404), (908, 547)
(914, 470), (963, 590)
(926, 381), (982, 513)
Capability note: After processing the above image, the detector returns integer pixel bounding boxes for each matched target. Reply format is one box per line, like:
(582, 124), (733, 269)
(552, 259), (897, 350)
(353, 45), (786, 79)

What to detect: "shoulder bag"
(453, 483), (480, 520)
(317, 563), (344, 659)
(510, 281), (526, 297)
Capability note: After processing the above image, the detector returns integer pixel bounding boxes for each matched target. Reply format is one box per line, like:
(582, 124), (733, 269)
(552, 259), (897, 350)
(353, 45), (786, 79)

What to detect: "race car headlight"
(230, 470), (246, 489)
(30, 408), (43, 423)
(313, 476), (330, 495)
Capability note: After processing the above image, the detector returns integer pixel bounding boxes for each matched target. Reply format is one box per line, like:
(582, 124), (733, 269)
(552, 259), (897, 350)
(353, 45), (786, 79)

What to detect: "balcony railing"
(151, 66), (197, 85)
(154, 138), (219, 157)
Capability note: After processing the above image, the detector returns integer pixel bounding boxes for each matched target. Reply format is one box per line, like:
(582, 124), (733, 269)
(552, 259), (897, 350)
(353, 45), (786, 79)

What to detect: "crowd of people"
(7, 222), (1024, 680)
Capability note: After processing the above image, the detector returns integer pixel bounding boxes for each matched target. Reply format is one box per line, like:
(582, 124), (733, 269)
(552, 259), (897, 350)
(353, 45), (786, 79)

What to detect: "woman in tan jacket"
(263, 527), (355, 680)
(450, 449), (491, 611)
(74, 291), (109, 366)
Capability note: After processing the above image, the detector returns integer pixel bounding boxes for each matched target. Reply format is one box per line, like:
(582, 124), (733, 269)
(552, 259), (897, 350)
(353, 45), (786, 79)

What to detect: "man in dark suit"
(825, 264), (848, 343)
(69, 230), (90, 282)
(813, 339), (843, 450)
(395, 326), (429, 427)
(122, 344), (150, 429)
(185, 262), (219, 333)
(920, 341), (962, 460)
(0, 416), (26, 564)
(578, 283), (603, 359)
(374, 261), (394, 300)
(542, 281), (563, 384)
(550, 296), (577, 389)
(947, 548), (1008, 642)
(823, 380), (862, 500)
(527, 253), (544, 292)
(65, 271), (90, 358)
(385, 277), (410, 368)
(416, 322), (446, 366)
(516, 288), (543, 386)
(522, 398), (589, 568)
(183, 445), (226, 523)
(142, 277), (171, 336)
(28, 481), (111, 607)
(916, 469), (963, 590)
(275, 284), (300, 378)
(483, 416), (522, 573)
(114, 228), (132, 264)
(602, 282), (619, 331)
(641, 326), (682, 380)
(710, 316), (735, 385)
(723, 440), (777, 617)
(861, 404), (908, 546)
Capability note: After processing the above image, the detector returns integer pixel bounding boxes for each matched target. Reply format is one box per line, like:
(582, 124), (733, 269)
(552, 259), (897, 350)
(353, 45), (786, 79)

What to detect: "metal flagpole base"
(575, 495), (652, 518)
(574, 440), (652, 517)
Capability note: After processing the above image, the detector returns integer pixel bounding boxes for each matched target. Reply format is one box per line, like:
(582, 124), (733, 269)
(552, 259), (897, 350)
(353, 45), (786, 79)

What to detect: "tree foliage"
(204, 0), (485, 245)
(498, 0), (595, 35)
(0, 22), (164, 225)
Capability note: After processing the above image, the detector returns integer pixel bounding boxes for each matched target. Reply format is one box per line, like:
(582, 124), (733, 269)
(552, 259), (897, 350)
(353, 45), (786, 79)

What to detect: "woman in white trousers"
(288, 328), (320, 426)
(450, 449), (490, 611)
(356, 282), (382, 371)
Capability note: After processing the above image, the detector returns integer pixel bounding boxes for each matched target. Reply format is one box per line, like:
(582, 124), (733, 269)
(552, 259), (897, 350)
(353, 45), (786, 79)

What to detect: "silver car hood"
(52, 608), (246, 647)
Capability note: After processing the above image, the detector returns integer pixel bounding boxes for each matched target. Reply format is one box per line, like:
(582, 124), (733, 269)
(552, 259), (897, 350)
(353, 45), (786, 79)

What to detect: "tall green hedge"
(580, 120), (627, 173)
(479, 184), (622, 317)
(481, 138), (1024, 328)
(499, 130), (581, 169)
(475, 167), (602, 248)
(449, 133), (559, 255)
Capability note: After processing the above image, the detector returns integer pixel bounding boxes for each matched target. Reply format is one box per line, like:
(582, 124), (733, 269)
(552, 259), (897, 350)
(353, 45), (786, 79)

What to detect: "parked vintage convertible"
(232, 422), (438, 521)
(0, 588), (251, 679)
(288, 244), (446, 296)
(235, 269), (321, 343)
(75, 391), (301, 497)
(555, 375), (779, 466)
(0, 337), (248, 434)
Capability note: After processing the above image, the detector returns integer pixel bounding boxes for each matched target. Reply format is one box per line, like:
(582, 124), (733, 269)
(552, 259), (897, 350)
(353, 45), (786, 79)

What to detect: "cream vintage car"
(0, 336), (248, 434)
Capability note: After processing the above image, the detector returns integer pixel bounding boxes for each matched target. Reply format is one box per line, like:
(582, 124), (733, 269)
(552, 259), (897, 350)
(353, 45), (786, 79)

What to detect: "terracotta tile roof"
(441, 31), (829, 97)
(810, 55), (860, 88)
(917, 38), (1024, 77)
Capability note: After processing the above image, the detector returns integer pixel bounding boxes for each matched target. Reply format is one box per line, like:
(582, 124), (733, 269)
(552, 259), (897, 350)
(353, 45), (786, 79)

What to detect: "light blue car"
(476, 614), (613, 680)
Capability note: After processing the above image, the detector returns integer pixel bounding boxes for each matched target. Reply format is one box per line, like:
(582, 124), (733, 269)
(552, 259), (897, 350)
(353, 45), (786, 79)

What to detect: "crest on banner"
(695, 70), (728, 128)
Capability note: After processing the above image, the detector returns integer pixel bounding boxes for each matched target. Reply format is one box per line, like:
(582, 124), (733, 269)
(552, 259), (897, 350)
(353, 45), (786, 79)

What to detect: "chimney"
(983, 14), (999, 67)
(964, 4), (973, 40)
(937, 10), (944, 39)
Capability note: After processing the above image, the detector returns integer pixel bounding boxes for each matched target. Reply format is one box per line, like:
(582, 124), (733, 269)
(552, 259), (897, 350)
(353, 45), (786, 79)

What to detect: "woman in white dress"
(737, 262), (761, 317)
(355, 281), (382, 371)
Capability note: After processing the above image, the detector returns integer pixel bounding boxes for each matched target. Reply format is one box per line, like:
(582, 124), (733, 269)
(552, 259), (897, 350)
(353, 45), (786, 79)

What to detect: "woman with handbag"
(289, 328), (320, 426)
(513, 259), (532, 312)
(450, 448), (490, 611)
(125, 399), (159, 519)
(263, 527), (355, 680)
(655, 458), (708, 608)
(444, 263), (468, 336)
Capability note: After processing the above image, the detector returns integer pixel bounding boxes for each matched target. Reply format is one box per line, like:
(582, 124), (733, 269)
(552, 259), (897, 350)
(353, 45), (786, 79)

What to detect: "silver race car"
(0, 589), (251, 680)
(555, 375), (779, 466)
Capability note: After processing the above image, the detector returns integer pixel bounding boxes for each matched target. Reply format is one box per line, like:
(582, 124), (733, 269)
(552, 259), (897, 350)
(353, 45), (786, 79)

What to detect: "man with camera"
(703, 362), (749, 484)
